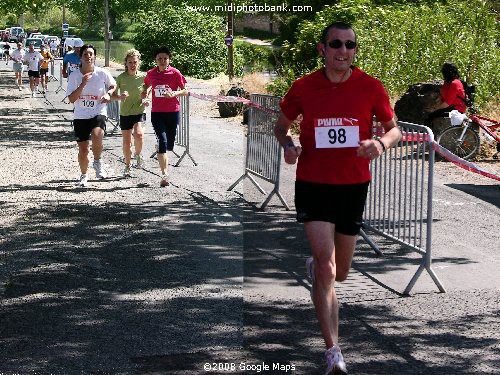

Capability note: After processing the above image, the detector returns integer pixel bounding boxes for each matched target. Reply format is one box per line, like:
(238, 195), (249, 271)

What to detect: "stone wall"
(235, 13), (278, 34)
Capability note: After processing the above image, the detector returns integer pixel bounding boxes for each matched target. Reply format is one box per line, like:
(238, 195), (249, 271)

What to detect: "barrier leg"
(174, 150), (198, 167)
(260, 187), (290, 211)
(107, 121), (121, 135)
(359, 228), (383, 256)
(228, 172), (266, 194)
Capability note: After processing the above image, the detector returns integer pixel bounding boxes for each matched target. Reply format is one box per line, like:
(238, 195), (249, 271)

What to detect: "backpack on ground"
(459, 79), (475, 107)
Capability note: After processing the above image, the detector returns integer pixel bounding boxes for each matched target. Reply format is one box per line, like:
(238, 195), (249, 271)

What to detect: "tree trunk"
(104, 0), (110, 67)
(87, 3), (93, 27)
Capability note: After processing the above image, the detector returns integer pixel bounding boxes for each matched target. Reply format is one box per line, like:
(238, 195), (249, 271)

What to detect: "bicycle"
(436, 106), (500, 160)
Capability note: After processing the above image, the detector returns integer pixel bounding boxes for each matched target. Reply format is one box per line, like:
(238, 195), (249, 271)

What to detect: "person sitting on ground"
(424, 62), (466, 126)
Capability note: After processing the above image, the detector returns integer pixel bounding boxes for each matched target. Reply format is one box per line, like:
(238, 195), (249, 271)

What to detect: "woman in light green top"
(112, 49), (149, 176)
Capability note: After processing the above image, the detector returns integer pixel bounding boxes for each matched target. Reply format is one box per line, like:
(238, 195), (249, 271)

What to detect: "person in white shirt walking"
(23, 43), (44, 97)
(67, 44), (116, 187)
(10, 43), (25, 89)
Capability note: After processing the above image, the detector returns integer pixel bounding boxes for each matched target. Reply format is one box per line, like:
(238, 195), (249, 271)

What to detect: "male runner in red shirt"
(274, 22), (401, 375)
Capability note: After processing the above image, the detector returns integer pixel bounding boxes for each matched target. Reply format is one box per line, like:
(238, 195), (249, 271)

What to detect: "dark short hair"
(154, 46), (171, 58)
(441, 62), (460, 82)
(321, 22), (356, 44)
(79, 44), (96, 58)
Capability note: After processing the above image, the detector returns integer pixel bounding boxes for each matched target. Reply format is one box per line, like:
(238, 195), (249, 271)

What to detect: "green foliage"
(2, 0), (48, 18)
(268, 0), (500, 107)
(85, 40), (135, 63)
(235, 41), (276, 73)
(133, 5), (243, 79)
(236, 28), (276, 42)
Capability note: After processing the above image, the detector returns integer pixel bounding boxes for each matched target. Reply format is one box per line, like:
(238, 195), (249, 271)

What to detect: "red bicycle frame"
(471, 114), (500, 143)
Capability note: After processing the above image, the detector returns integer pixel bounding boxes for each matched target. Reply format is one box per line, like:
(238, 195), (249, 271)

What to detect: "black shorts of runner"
(295, 180), (370, 236)
(39, 68), (49, 76)
(73, 115), (107, 142)
(119, 113), (146, 131)
(151, 112), (179, 153)
(27, 70), (40, 78)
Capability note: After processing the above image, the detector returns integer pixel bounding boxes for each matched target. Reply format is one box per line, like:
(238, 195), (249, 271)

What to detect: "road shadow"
(446, 183), (500, 208)
(0, 198), (245, 372)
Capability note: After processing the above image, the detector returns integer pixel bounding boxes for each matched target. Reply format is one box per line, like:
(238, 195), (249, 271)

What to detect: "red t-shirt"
(280, 67), (394, 185)
(144, 66), (187, 112)
(441, 79), (466, 113)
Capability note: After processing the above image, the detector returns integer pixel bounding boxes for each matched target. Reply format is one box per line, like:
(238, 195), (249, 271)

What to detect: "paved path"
(0, 58), (499, 374)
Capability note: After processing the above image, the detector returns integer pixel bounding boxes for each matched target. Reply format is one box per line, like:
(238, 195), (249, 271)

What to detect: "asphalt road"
(0, 56), (499, 375)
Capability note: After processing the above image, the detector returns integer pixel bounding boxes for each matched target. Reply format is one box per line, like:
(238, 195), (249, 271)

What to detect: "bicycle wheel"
(437, 126), (480, 160)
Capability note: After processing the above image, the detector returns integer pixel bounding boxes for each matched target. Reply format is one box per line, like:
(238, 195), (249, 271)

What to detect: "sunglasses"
(328, 39), (357, 50)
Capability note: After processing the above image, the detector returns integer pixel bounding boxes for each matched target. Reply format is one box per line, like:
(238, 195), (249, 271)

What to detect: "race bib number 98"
(314, 118), (360, 149)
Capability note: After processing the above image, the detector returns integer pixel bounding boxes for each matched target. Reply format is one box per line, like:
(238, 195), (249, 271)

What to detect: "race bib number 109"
(314, 118), (360, 149)
(76, 95), (99, 109)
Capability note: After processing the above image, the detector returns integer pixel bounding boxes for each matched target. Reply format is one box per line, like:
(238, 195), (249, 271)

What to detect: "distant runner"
(23, 43), (43, 97)
(3, 42), (10, 64)
(39, 44), (54, 93)
(62, 39), (83, 79)
(10, 43), (25, 89)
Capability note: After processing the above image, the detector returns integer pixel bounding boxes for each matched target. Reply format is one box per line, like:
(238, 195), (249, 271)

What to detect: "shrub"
(269, 0), (500, 107)
(133, 5), (243, 79)
(235, 41), (275, 73)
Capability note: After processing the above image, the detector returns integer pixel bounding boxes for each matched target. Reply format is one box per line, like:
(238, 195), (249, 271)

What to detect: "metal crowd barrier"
(106, 100), (120, 134)
(48, 60), (58, 82)
(228, 94), (289, 210)
(361, 121), (445, 294)
(173, 95), (197, 166)
(54, 58), (66, 95)
(149, 95), (197, 167)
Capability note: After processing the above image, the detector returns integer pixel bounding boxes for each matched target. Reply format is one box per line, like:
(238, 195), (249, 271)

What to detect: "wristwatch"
(375, 138), (386, 152)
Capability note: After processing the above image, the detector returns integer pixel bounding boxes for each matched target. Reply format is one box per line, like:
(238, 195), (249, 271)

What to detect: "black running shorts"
(151, 112), (179, 153)
(73, 115), (107, 142)
(119, 113), (145, 131)
(28, 70), (40, 78)
(295, 180), (370, 236)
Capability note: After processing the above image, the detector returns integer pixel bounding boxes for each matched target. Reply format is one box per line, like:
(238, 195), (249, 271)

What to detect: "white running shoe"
(78, 174), (88, 187)
(93, 160), (108, 179)
(324, 345), (348, 375)
(123, 165), (131, 177)
(134, 154), (144, 169)
(160, 174), (169, 187)
(31, 91), (35, 98)
(306, 256), (315, 299)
